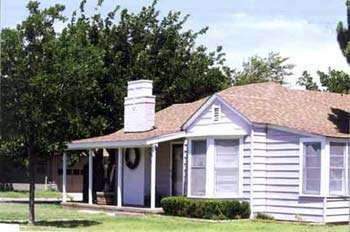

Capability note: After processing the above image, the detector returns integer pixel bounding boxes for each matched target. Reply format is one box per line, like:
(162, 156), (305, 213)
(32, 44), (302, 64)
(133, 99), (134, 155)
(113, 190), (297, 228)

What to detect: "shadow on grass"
(0, 220), (101, 228)
(35, 220), (101, 228)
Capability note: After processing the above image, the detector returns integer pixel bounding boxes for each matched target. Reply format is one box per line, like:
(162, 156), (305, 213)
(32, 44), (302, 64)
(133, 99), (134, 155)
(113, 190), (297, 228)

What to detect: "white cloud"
(199, 12), (350, 88)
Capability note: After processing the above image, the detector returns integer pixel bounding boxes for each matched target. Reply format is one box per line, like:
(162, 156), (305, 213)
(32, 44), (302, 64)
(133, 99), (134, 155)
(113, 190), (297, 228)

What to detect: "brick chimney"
(124, 80), (155, 132)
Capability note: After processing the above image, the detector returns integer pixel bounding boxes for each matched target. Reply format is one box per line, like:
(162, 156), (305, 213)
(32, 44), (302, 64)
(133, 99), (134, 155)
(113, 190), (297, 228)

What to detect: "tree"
(1, 0), (232, 223)
(232, 52), (295, 86)
(297, 68), (350, 94)
(63, 0), (231, 133)
(297, 71), (319, 90)
(337, 0), (350, 64)
(318, 68), (350, 94)
(0, 2), (68, 224)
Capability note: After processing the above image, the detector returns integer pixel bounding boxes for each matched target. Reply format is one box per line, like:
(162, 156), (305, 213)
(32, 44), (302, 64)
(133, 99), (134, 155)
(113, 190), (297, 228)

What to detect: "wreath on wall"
(125, 148), (141, 169)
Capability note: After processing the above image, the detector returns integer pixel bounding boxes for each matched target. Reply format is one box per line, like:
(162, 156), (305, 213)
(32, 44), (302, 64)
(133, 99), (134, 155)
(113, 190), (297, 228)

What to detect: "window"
(329, 142), (346, 195)
(191, 140), (207, 196)
(214, 139), (239, 195)
(302, 142), (321, 195)
(213, 106), (220, 122)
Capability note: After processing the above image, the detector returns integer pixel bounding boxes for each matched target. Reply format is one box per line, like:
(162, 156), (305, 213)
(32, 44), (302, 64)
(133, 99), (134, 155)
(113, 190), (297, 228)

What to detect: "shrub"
(160, 196), (250, 220)
(255, 212), (274, 220)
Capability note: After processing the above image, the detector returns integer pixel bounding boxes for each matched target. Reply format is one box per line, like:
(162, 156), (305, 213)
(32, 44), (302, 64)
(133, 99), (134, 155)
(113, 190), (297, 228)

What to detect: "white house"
(65, 80), (350, 223)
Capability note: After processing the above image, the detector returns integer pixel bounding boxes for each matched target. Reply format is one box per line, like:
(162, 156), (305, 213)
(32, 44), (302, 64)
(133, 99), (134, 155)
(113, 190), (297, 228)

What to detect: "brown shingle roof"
(72, 97), (208, 143)
(73, 82), (350, 144)
(219, 82), (350, 138)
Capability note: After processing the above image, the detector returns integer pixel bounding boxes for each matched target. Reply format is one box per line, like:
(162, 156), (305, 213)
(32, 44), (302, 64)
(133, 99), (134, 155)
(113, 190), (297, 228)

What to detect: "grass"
(0, 203), (348, 231)
(0, 190), (61, 199)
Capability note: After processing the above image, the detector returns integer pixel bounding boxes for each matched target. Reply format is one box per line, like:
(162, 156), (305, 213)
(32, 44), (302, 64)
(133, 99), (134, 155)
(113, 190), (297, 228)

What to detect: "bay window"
(302, 142), (321, 195)
(329, 142), (346, 195)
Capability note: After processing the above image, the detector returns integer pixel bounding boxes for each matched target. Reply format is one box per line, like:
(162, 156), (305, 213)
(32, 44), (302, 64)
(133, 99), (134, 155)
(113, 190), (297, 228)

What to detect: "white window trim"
(187, 136), (243, 199)
(327, 139), (349, 197)
(299, 137), (326, 197)
(187, 137), (207, 197)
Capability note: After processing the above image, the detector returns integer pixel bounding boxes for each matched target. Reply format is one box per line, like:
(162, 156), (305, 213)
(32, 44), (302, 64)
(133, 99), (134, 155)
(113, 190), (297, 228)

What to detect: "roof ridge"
(218, 81), (281, 94)
(287, 87), (350, 98)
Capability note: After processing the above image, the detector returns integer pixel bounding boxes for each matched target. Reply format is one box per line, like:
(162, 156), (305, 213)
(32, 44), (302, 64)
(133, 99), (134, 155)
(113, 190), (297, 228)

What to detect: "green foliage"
(297, 71), (319, 90)
(60, 0), (231, 133)
(0, 190), (61, 198)
(160, 196), (250, 220)
(318, 68), (350, 94)
(232, 52), (295, 85)
(297, 68), (350, 94)
(1, 1), (68, 157)
(337, 0), (350, 64)
(1, 0), (232, 223)
(1, 0), (232, 158)
(255, 212), (275, 220)
(0, 203), (346, 232)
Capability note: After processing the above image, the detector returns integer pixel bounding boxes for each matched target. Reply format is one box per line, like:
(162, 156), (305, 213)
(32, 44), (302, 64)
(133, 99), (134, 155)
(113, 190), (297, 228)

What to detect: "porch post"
(88, 149), (93, 205)
(183, 139), (188, 195)
(62, 151), (67, 203)
(117, 148), (123, 207)
(151, 144), (158, 209)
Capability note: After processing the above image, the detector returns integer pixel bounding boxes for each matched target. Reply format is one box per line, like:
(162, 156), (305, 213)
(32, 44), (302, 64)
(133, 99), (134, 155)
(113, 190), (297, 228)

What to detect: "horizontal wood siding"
(255, 127), (325, 223)
(251, 126), (267, 214)
(325, 196), (350, 223)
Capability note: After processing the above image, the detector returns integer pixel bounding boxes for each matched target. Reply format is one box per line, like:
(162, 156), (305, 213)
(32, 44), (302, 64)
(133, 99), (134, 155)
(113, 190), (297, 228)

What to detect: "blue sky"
(2, 0), (350, 87)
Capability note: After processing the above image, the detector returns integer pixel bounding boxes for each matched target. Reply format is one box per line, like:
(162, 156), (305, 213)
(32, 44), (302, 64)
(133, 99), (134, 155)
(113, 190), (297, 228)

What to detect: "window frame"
(329, 142), (347, 196)
(187, 136), (243, 199)
(327, 139), (350, 197)
(300, 137), (350, 197)
(299, 137), (326, 197)
(189, 139), (207, 196)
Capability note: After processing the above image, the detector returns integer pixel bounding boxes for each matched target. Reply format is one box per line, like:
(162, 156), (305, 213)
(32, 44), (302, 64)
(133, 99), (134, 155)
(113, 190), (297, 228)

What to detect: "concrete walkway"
(0, 223), (19, 232)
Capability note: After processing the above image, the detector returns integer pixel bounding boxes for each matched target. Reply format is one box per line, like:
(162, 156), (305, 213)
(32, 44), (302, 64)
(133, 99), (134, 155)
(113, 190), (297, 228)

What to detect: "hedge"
(160, 196), (250, 220)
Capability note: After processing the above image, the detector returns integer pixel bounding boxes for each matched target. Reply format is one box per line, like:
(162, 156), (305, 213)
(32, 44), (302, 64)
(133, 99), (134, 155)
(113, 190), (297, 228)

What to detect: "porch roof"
(67, 98), (207, 149)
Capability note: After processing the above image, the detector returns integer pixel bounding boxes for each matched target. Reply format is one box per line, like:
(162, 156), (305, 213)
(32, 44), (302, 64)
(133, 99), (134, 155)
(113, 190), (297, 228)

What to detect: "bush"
(255, 212), (274, 220)
(161, 196), (250, 220)
(0, 183), (13, 191)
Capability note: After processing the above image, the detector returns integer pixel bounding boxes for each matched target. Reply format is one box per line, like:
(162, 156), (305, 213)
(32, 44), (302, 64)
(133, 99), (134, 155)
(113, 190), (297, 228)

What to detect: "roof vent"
(213, 106), (220, 122)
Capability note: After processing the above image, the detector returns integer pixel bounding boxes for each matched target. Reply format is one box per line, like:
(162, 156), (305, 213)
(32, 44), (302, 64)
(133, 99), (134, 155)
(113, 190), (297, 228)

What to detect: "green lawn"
(0, 190), (61, 199)
(0, 203), (347, 231)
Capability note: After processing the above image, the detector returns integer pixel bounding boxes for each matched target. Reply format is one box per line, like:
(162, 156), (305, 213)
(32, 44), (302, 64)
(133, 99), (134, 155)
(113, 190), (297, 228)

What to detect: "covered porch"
(62, 137), (188, 210)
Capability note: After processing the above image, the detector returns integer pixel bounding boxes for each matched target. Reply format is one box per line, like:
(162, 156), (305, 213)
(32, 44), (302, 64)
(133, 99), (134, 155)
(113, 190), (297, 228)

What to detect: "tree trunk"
(28, 148), (36, 224)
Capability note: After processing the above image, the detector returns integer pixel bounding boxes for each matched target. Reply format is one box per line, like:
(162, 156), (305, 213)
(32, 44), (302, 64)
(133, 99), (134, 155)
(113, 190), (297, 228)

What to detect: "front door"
(172, 144), (183, 195)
